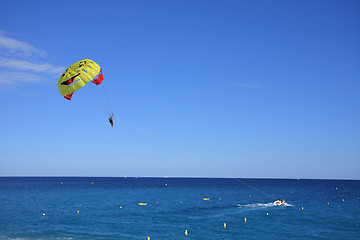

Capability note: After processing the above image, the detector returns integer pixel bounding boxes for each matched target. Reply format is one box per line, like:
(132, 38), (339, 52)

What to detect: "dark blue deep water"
(0, 177), (359, 239)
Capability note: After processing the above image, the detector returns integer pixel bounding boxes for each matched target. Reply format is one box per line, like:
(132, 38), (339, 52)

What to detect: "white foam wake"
(237, 202), (293, 208)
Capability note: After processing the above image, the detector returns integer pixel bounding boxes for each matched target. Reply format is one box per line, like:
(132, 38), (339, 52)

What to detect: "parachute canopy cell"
(58, 59), (103, 100)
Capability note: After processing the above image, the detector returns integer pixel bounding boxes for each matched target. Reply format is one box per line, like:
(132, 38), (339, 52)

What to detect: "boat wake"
(236, 202), (293, 208)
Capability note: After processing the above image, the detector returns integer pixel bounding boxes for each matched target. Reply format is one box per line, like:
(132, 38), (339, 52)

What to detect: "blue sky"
(0, 0), (359, 179)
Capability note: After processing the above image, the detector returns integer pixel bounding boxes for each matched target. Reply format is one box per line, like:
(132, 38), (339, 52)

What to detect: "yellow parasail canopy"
(58, 59), (103, 100)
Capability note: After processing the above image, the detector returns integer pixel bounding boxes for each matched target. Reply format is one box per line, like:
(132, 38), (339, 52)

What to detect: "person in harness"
(108, 114), (114, 127)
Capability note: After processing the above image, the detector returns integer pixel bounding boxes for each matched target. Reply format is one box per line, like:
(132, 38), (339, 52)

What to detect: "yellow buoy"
(120, 206), (122, 208)
(224, 223), (226, 228)
(42, 213), (45, 216)
(77, 210), (79, 214)
(244, 217), (247, 222)
(327, 202), (330, 205)
(203, 198), (210, 201)
(219, 198), (221, 200)
(147, 237), (150, 240)
(266, 213), (269, 216)
(185, 230), (188, 236)
(342, 199), (345, 202)
(180, 201), (182, 203)
(138, 203), (148, 206)
(165, 184), (167, 186)
(249, 195), (251, 197)
(301, 207), (304, 210)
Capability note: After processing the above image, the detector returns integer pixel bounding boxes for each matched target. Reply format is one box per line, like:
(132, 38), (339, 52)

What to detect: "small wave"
(0, 236), (73, 240)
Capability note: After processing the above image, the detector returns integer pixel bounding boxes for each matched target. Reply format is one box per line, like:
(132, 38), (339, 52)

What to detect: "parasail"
(57, 59), (103, 100)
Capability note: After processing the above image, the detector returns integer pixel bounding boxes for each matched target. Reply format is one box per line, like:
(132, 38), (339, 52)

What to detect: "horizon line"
(0, 175), (359, 181)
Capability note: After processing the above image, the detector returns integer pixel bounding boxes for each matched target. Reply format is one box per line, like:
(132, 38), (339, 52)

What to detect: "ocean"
(0, 177), (359, 239)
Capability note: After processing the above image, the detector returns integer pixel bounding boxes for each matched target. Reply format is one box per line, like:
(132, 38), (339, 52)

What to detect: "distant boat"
(274, 199), (285, 206)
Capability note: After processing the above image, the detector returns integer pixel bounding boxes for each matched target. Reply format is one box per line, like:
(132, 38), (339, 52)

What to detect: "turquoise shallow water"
(0, 177), (359, 239)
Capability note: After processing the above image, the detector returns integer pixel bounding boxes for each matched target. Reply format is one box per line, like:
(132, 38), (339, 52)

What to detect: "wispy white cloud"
(0, 32), (46, 57)
(0, 57), (64, 74)
(0, 71), (48, 91)
(0, 32), (64, 90)
(0, 71), (48, 84)
(232, 83), (260, 89)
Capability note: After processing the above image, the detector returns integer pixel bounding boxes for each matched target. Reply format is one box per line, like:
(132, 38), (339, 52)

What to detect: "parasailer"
(109, 114), (114, 127)
(58, 59), (115, 126)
